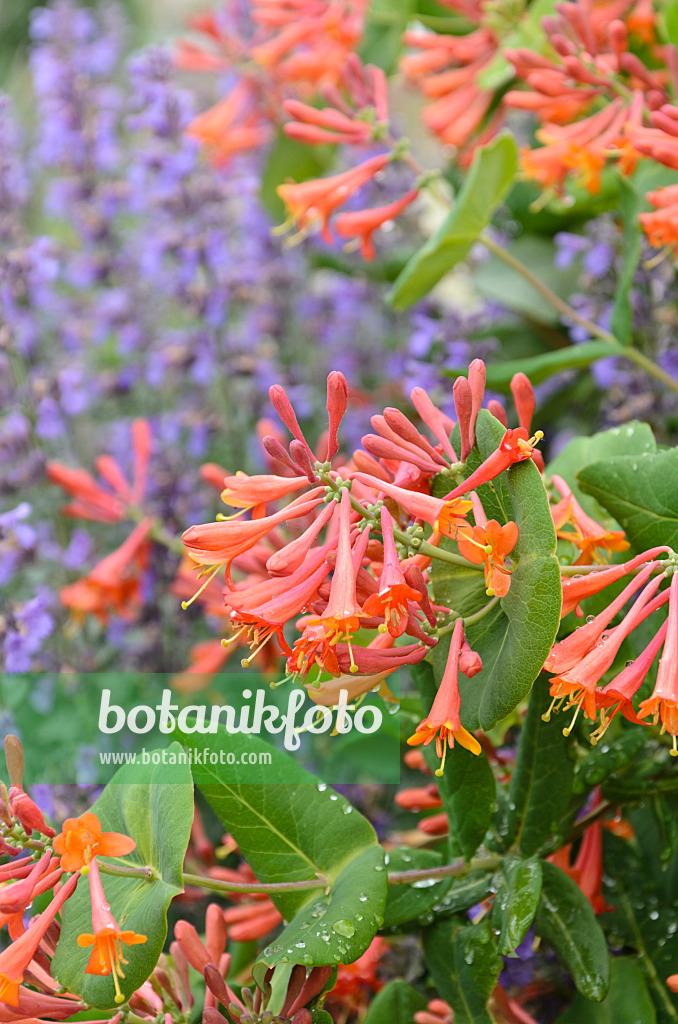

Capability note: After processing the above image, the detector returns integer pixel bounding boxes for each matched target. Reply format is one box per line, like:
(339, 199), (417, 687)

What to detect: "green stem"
(616, 885), (678, 1023)
(416, 537), (482, 568)
(182, 871), (328, 895)
(98, 861), (155, 881)
(480, 233), (678, 396)
(388, 854), (500, 885)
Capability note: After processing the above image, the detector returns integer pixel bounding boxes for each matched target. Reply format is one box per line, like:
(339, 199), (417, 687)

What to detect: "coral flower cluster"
(544, 547), (678, 751)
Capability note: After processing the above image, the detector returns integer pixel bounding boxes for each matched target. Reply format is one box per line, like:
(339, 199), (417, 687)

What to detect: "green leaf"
(413, 872), (494, 926)
(535, 861), (610, 1002)
(52, 745), (193, 1009)
(431, 411), (562, 731)
(360, 0), (414, 72)
(177, 728), (388, 975)
(444, 342), (619, 391)
(411, 661), (496, 860)
(388, 134), (517, 310)
(505, 681), (575, 855)
(578, 448), (678, 552)
(610, 177), (643, 345)
(261, 131), (335, 221)
(491, 856), (542, 956)
(546, 421), (656, 518)
(382, 847), (452, 930)
(474, 235), (582, 325)
(312, 1010), (335, 1024)
(423, 917), (502, 1024)
(362, 980), (427, 1024)
(664, 0), (678, 46)
(556, 957), (657, 1024)
(604, 835), (678, 1023)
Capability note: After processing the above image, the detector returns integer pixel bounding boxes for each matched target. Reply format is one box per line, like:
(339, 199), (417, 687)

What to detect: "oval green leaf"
(535, 861), (610, 1002)
(388, 134), (517, 310)
(431, 411), (562, 731)
(52, 745), (194, 1009)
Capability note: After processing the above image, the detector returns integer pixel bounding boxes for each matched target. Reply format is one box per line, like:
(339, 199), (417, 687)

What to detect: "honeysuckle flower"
(560, 548), (669, 617)
(545, 573), (663, 733)
(59, 517), (154, 624)
(0, 872), (79, 1006)
(304, 490), (364, 669)
(407, 618), (481, 774)
(219, 473), (311, 512)
(187, 83), (271, 166)
(182, 491), (324, 576)
(277, 153), (391, 242)
(362, 507), (422, 636)
(638, 183), (678, 253)
(638, 571), (678, 753)
(47, 419), (151, 523)
(546, 562), (657, 674)
(551, 475), (629, 564)
(414, 997), (454, 1024)
(0, 852), (53, 918)
(410, 386), (458, 462)
(222, 899), (283, 942)
(395, 784), (442, 812)
(592, 618), (669, 742)
(351, 473), (473, 540)
(7, 786), (55, 839)
(77, 858), (146, 1004)
(442, 428), (543, 503)
(53, 812), (136, 872)
(334, 190), (419, 260)
(457, 518), (519, 598)
(226, 553), (332, 662)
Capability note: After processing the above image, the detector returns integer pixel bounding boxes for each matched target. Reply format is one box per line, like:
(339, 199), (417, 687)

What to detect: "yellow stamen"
(181, 564), (222, 610)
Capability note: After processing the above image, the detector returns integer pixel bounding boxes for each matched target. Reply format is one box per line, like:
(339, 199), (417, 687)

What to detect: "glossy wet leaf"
(389, 134), (517, 310)
(535, 861), (610, 1001)
(506, 681), (575, 855)
(431, 411), (561, 730)
(362, 980), (427, 1024)
(177, 729), (387, 975)
(492, 856), (542, 956)
(423, 916), (502, 1024)
(557, 957), (656, 1023)
(547, 421), (656, 517)
(52, 745), (194, 1008)
(578, 448), (678, 552)
(382, 847), (451, 929)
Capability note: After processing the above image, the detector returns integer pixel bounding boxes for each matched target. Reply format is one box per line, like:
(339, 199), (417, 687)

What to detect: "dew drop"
(333, 920), (356, 938)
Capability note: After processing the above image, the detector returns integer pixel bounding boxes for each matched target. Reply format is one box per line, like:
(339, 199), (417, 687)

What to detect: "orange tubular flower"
(638, 571), (678, 754)
(545, 573), (663, 734)
(0, 872), (79, 1006)
(304, 489), (364, 669)
(277, 153), (390, 242)
(458, 516), (519, 598)
(551, 476), (629, 564)
(334, 190), (419, 260)
(639, 184), (678, 253)
(442, 427), (543, 503)
(186, 82), (271, 166)
(219, 472), (310, 511)
(363, 506), (422, 636)
(53, 813), (136, 872)
(351, 473), (472, 540)
(47, 419), (151, 523)
(560, 547), (669, 617)
(182, 491), (323, 574)
(59, 517), (154, 623)
(407, 617), (481, 774)
(77, 858), (146, 1004)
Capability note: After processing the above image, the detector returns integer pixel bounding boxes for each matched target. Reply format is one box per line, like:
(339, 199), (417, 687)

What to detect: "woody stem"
(400, 148), (678, 396)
